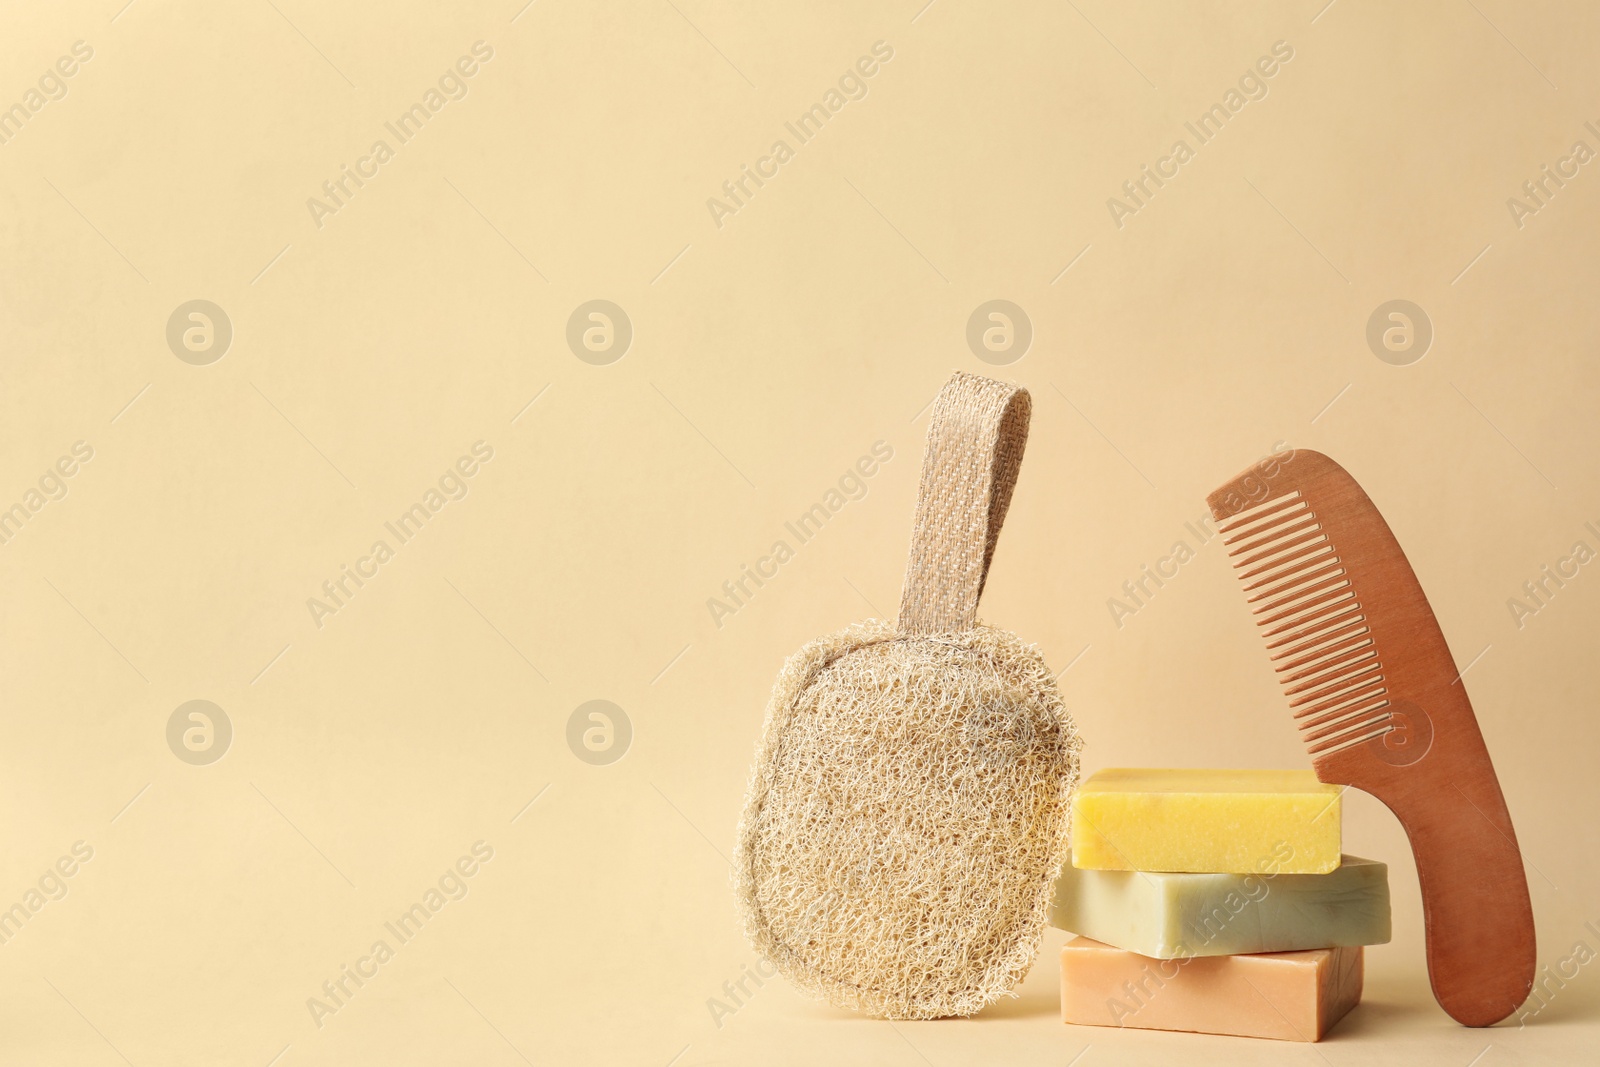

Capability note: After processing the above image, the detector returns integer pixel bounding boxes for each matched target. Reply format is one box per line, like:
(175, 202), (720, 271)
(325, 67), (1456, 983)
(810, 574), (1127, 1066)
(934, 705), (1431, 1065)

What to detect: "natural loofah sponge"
(733, 371), (1082, 1019)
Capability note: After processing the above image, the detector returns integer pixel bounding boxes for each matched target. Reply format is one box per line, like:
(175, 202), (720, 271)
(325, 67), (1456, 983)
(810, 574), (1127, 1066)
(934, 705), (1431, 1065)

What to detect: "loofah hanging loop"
(733, 371), (1081, 1020)
(897, 372), (1031, 635)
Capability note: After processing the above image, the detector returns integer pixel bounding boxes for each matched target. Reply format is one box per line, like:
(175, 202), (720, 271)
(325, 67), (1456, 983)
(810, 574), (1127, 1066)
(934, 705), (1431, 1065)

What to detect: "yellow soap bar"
(1071, 768), (1341, 874)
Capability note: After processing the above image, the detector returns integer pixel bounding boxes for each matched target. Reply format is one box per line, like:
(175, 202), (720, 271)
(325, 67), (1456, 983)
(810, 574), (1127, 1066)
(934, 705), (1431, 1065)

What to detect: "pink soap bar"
(1060, 937), (1362, 1042)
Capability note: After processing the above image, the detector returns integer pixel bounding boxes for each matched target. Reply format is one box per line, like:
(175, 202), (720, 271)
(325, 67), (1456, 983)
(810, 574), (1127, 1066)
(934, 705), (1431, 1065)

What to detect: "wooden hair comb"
(1207, 448), (1534, 1027)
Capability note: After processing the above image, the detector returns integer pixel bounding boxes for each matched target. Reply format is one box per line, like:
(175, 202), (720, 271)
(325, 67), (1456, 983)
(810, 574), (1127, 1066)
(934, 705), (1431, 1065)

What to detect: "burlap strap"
(896, 371), (1031, 635)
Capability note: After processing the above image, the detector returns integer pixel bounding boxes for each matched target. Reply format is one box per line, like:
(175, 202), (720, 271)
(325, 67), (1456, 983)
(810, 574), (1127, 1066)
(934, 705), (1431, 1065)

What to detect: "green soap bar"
(1051, 854), (1391, 960)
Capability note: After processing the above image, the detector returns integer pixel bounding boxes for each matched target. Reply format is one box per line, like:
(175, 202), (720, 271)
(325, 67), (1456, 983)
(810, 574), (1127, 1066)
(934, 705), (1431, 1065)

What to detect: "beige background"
(0, 0), (1596, 1063)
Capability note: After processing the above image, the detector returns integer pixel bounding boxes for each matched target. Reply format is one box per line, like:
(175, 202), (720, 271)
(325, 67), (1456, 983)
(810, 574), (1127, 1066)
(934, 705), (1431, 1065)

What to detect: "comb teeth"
(1221, 491), (1394, 757)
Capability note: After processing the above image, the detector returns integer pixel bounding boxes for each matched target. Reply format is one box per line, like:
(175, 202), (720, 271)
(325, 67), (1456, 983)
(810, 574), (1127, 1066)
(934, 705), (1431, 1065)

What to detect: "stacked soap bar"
(1070, 768), (1343, 874)
(1057, 769), (1390, 1042)
(1060, 938), (1364, 1042)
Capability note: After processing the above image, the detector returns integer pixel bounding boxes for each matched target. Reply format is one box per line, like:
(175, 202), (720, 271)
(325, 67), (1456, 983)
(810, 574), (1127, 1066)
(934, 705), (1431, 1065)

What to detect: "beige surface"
(1, 1), (1597, 1063)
